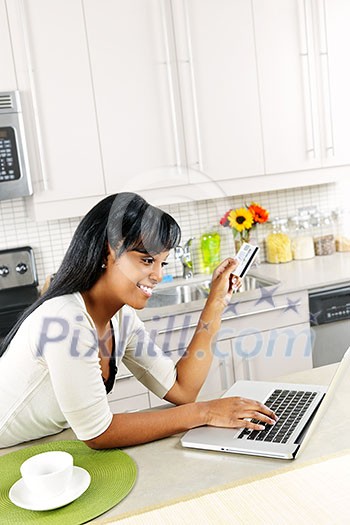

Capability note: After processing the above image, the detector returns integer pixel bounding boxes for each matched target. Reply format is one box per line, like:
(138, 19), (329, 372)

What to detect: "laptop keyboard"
(238, 389), (317, 444)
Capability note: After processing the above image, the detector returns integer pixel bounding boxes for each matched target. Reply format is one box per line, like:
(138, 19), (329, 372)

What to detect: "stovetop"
(0, 246), (38, 291)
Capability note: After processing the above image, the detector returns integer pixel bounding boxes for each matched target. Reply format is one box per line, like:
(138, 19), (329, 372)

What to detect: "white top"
(0, 293), (176, 448)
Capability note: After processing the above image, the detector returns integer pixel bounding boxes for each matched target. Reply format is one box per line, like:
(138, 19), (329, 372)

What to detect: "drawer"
(110, 361), (148, 400)
(108, 393), (150, 413)
(218, 290), (309, 340)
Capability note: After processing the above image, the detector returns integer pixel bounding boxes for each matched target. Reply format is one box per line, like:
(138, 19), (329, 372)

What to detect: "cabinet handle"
(219, 360), (228, 391)
(221, 302), (302, 322)
(18, 0), (49, 189)
(297, 0), (316, 157)
(315, 0), (335, 157)
(116, 373), (134, 381)
(182, 0), (203, 172)
(159, 0), (183, 168)
(157, 303), (302, 334)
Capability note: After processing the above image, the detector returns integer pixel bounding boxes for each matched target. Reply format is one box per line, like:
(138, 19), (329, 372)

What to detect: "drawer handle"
(116, 373), (134, 381)
(157, 303), (302, 334)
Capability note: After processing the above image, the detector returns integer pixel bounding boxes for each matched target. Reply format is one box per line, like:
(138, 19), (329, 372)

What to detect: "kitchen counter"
(139, 251), (350, 321)
(1, 363), (348, 523)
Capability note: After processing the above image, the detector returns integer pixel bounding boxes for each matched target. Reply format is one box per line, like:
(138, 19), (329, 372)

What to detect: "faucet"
(175, 237), (195, 279)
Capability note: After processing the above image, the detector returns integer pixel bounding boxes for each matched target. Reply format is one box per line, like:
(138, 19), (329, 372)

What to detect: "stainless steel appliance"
(309, 285), (350, 367)
(0, 91), (32, 200)
(0, 247), (39, 342)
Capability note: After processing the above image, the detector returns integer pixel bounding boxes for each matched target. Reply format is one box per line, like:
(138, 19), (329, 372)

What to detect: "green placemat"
(0, 440), (137, 525)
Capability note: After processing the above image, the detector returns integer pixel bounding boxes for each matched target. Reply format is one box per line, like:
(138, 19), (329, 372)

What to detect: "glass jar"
(265, 218), (292, 263)
(312, 211), (336, 256)
(334, 209), (350, 252)
(200, 229), (221, 273)
(289, 214), (315, 260)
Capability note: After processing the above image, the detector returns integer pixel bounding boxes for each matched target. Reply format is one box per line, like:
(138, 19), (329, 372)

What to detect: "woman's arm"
(84, 395), (277, 449)
(164, 258), (239, 405)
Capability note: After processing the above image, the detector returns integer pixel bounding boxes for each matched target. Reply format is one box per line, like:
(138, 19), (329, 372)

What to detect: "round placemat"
(0, 440), (137, 524)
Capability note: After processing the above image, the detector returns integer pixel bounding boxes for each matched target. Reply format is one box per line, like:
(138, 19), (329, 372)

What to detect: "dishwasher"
(309, 285), (350, 367)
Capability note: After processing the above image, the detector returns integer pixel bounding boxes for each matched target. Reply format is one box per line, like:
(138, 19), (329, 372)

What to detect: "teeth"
(138, 284), (153, 296)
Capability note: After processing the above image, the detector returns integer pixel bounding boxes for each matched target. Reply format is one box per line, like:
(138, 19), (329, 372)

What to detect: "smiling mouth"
(137, 284), (154, 297)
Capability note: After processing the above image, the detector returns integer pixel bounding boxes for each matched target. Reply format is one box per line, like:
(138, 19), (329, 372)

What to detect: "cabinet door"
(84, 0), (189, 196)
(13, 0), (104, 206)
(253, 0), (322, 174)
(317, 0), (350, 167)
(174, 0), (264, 183)
(197, 339), (235, 400)
(0, 0), (17, 90)
(231, 322), (313, 381)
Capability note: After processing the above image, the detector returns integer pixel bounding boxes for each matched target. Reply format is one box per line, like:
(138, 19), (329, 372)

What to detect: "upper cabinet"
(4, 0), (350, 219)
(0, 0), (17, 90)
(253, 0), (350, 173)
(171, 0), (265, 184)
(83, 0), (190, 196)
(6, 0), (105, 219)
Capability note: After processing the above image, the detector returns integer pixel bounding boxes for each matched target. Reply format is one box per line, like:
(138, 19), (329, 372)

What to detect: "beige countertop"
(2, 363), (348, 523)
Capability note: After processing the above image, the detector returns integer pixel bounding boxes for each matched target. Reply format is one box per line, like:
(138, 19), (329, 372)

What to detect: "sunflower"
(228, 208), (254, 232)
(248, 203), (269, 224)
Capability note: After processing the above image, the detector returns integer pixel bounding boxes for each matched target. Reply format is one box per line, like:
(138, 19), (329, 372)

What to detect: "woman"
(0, 193), (276, 449)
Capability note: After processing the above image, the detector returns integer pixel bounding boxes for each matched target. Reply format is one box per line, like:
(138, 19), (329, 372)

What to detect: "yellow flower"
(228, 208), (254, 232)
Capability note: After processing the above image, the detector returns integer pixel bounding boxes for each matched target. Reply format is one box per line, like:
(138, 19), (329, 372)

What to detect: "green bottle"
(200, 229), (221, 274)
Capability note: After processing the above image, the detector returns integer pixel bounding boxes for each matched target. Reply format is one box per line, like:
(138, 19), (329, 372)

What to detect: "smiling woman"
(0, 193), (276, 450)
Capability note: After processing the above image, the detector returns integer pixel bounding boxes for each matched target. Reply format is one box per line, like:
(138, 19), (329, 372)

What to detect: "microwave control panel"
(0, 127), (21, 182)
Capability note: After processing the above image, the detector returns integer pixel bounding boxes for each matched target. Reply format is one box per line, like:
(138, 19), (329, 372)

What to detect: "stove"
(0, 246), (39, 340)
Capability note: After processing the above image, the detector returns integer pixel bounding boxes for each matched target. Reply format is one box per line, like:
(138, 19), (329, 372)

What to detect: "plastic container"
(334, 209), (350, 252)
(265, 218), (292, 263)
(200, 229), (221, 273)
(312, 211), (336, 256)
(289, 214), (315, 260)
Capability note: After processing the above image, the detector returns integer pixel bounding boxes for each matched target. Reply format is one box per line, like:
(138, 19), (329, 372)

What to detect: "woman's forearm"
(84, 402), (206, 449)
(166, 297), (225, 404)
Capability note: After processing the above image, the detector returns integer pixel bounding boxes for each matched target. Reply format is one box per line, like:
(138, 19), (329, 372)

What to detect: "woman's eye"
(142, 258), (154, 265)
(161, 262), (169, 268)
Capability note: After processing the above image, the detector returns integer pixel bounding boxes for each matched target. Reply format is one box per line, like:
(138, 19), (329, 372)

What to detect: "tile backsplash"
(0, 181), (347, 289)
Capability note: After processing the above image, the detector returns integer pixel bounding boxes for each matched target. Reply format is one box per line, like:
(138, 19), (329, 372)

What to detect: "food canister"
(265, 218), (292, 263)
(289, 214), (315, 260)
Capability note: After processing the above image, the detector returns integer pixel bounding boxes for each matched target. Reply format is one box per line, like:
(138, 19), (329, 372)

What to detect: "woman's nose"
(150, 265), (163, 283)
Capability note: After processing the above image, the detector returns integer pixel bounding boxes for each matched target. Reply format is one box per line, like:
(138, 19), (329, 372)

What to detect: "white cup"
(20, 451), (73, 499)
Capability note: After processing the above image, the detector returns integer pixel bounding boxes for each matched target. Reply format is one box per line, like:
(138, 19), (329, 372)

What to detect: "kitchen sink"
(145, 274), (279, 308)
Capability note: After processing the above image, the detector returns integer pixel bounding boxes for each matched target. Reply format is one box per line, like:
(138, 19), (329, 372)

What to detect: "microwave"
(0, 91), (32, 201)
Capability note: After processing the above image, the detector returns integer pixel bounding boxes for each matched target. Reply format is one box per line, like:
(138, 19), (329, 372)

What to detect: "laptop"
(181, 347), (350, 460)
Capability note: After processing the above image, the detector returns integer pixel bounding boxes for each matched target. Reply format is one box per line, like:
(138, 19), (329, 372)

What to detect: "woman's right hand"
(201, 396), (278, 431)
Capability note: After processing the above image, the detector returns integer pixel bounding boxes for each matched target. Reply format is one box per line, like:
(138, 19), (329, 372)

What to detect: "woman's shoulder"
(35, 292), (87, 318)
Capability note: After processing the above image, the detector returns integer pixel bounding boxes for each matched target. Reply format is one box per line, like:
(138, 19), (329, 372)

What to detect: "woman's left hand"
(208, 258), (241, 307)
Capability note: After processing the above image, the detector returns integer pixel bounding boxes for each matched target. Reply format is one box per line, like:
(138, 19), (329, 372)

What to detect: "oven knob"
(16, 262), (28, 274)
(0, 265), (9, 276)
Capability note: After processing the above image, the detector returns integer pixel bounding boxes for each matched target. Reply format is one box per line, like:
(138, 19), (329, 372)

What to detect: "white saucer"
(9, 466), (91, 511)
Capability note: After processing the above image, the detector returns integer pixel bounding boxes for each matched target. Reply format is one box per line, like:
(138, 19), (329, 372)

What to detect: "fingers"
(205, 396), (279, 429)
(212, 258), (238, 279)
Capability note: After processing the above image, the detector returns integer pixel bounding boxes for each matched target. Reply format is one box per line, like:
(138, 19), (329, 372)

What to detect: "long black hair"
(0, 193), (181, 357)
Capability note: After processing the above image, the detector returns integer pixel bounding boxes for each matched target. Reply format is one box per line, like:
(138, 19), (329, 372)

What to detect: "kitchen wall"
(0, 180), (347, 288)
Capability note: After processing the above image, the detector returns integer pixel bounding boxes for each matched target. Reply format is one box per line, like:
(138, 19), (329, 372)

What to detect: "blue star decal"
(225, 301), (240, 316)
(309, 309), (323, 326)
(283, 297), (301, 314)
(255, 285), (280, 307)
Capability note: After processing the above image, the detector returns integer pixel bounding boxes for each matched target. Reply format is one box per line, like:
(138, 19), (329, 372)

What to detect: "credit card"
(232, 242), (260, 278)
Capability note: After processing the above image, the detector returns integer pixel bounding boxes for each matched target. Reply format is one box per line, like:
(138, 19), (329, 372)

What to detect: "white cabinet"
(253, 0), (350, 174)
(318, 0), (350, 168)
(217, 289), (313, 381)
(7, 0), (105, 220)
(83, 0), (189, 197)
(172, 0), (265, 183)
(0, 0), (17, 90)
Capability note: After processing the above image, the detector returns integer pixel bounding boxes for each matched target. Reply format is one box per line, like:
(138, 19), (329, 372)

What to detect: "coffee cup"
(20, 451), (73, 499)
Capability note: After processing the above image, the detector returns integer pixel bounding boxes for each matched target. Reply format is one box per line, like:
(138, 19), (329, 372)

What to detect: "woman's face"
(104, 248), (170, 310)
